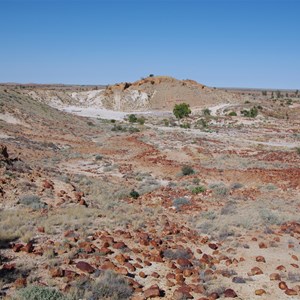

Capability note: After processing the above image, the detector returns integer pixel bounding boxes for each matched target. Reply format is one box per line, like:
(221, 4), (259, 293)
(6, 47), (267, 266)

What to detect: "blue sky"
(0, 0), (299, 88)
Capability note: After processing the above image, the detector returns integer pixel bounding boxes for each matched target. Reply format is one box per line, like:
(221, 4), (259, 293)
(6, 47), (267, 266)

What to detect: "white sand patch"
(62, 106), (128, 120)
(0, 113), (23, 125)
(0, 133), (13, 139)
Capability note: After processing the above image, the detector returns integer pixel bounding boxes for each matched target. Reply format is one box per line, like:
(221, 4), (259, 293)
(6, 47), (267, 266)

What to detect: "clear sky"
(0, 0), (299, 88)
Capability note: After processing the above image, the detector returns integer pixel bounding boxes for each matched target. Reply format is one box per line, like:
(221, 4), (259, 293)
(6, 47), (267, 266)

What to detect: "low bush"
(191, 186), (206, 194)
(68, 270), (132, 300)
(181, 165), (194, 176)
(16, 285), (67, 300)
(172, 197), (190, 209)
(163, 248), (191, 260)
(18, 195), (47, 210)
(129, 189), (139, 199)
(128, 114), (137, 123)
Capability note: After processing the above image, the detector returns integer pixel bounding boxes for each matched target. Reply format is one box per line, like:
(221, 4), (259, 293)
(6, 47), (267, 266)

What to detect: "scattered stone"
(232, 276), (246, 283)
(248, 267), (263, 276)
(144, 284), (161, 298)
(285, 289), (298, 296)
(14, 277), (27, 289)
(256, 256), (266, 263)
(270, 273), (281, 281)
(224, 288), (237, 298)
(279, 281), (288, 290)
(76, 261), (95, 273)
(255, 289), (266, 296)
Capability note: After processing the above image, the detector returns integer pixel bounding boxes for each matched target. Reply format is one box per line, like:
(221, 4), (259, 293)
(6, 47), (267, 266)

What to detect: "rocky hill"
(9, 77), (239, 112)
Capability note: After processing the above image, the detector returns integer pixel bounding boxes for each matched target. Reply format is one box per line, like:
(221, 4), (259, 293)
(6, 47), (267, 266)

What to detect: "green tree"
(173, 103), (191, 120)
(128, 114), (137, 123)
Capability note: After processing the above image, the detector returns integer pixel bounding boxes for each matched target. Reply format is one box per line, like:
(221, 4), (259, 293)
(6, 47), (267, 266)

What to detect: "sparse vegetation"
(172, 197), (190, 209)
(128, 114), (138, 123)
(68, 270), (132, 300)
(18, 195), (47, 210)
(173, 103), (191, 119)
(16, 285), (67, 300)
(181, 165), (194, 175)
(129, 189), (140, 199)
(191, 185), (206, 194)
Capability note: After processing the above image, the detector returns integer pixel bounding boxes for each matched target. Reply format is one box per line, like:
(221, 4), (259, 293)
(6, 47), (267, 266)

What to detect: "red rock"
(124, 262), (136, 272)
(248, 267), (263, 276)
(99, 247), (113, 255)
(144, 284), (161, 298)
(64, 269), (78, 280)
(144, 260), (152, 266)
(208, 243), (218, 250)
(259, 242), (267, 249)
(2, 263), (16, 270)
(256, 256), (266, 263)
(113, 242), (126, 249)
(166, 280), (175, 287)
(270, 273), (281, 281)
(255, 289), (266, 296)
(116, 267), (128, 275)
(49, 267), (64, 277)
(276, 265), (286, 271)
(183, 269), (193, 277)
(291, 263), (299, 268)
(224, 288), (237, 298)
(12, 244), (23, 252)
(23, 241), (34, 253)
(43, 180), (53, 189)
(175, 273), (185, 284)
(115, 254), (127, 264)
(177, 258), (193, 268)
(208, 292), (220, 299)
(191, 284), (205, 294)
(285, 289), (298, 296)
(139, 271), (147, 278)
(279, 281), (288, 290)
(166, 273), (175, 280)
(37, 226), (45, 233)
(173, 289), (193, 299)
(76, 261), (95, 273)
(151, 272), (159, 278)
(79, 199), (87, 206)
(292, 255), (299, 261)
(101, 261), (116, 270)
(14, 277), (27, 288)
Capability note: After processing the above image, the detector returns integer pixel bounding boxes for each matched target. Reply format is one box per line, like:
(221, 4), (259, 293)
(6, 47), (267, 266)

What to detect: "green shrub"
(18, 195), (47, 210)
(128, 114), (137, 123)
(202, 108), (211, 116)
(129, 189), (139, 199)
(173, 103), (191, 119)
(180, 122), (190, 129)
(296, 147), (300, 155)
(163, 119), (169, 126)
(16, 285), (67, 300)
(209, 183), (229, 197)
(228, 111), (237, 116)
(181, 165), (194, 176)
(191, 186), (206, 194)
(241, 106), (258, 118)
(111, 125), (127, 132)
(137, 117), (145, 125)
(128, 127), (140, 133)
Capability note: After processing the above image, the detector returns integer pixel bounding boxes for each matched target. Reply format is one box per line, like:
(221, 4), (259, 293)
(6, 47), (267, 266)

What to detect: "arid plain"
(0, 76), (299, 299)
